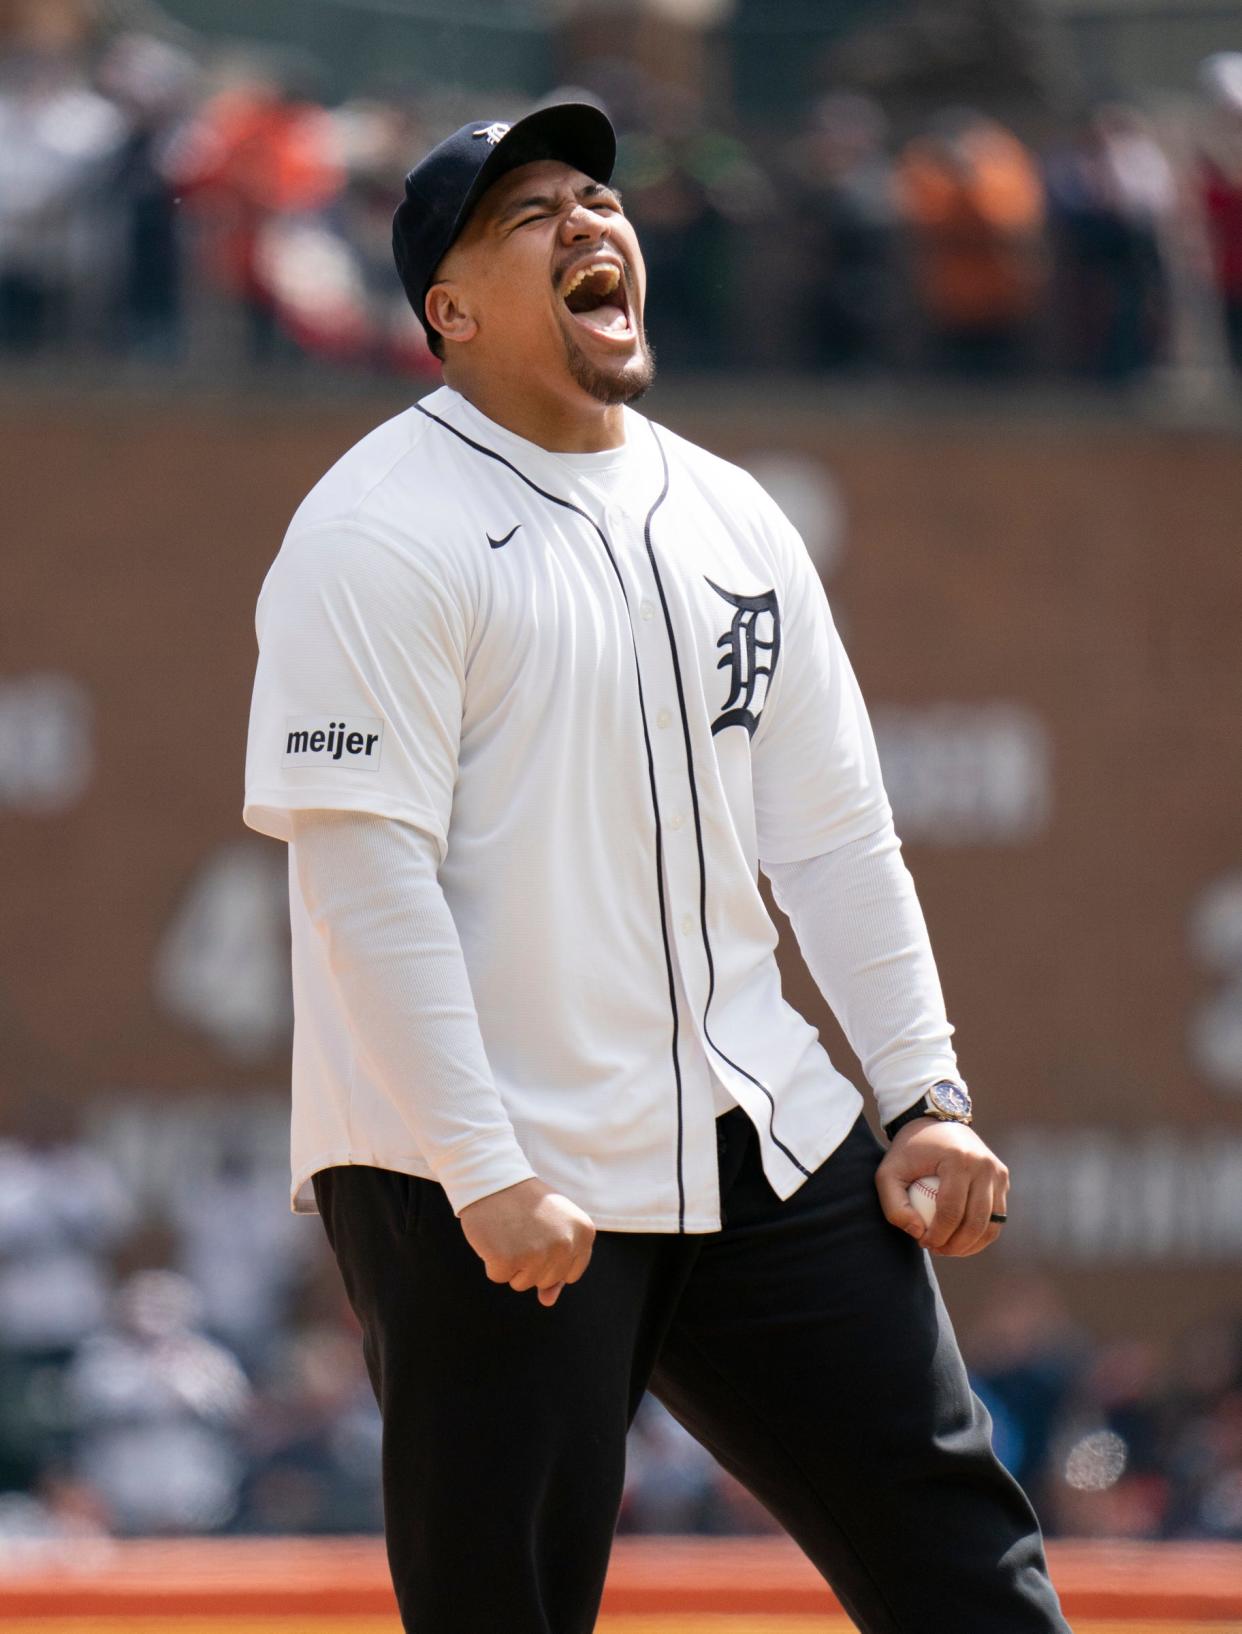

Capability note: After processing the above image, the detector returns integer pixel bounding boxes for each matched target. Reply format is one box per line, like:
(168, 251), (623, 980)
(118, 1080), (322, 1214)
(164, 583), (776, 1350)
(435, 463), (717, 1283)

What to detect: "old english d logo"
(706, 578), (781, 737)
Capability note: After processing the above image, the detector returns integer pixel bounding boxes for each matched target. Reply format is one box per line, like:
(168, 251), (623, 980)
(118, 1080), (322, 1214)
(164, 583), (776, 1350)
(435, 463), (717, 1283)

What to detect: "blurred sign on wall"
(874, 701), (1052, 845)
(0, 672), (93, 814)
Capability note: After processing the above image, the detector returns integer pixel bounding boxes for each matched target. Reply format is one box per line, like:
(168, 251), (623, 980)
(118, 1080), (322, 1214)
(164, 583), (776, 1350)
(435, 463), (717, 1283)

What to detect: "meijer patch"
(283, 716), (384, 769)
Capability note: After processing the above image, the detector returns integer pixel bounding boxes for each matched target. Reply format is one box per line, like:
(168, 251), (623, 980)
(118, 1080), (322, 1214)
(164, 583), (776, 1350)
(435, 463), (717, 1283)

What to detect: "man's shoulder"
(639, 414), (813, 586)
(639, 414), (776, 519)
(261, 391), (484, 609)
(287, 395), (445, 540)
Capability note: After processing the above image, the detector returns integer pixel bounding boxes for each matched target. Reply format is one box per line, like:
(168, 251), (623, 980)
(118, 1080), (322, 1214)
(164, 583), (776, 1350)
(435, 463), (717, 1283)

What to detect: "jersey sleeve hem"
(757, 800), (895, 868)
(243, 789), (449, 862)
(431, 1136), (539, 1217)
(441, 1157), (541, 1217)
(872, 1068), (969, 1133)
(291, 1143), (538, 1219)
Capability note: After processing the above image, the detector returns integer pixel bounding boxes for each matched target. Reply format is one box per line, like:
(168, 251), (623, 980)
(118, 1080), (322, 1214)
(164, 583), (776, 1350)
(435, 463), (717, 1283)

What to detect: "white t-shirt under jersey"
(243, 385), (959, 1229)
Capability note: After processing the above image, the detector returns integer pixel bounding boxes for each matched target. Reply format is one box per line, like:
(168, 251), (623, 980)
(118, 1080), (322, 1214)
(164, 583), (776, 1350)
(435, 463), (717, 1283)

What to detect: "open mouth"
(560, 259), (633, 341)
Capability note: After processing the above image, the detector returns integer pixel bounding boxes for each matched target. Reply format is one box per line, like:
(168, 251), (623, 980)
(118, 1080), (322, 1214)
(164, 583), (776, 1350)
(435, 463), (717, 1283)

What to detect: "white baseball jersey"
(244, 384), (904, 1230)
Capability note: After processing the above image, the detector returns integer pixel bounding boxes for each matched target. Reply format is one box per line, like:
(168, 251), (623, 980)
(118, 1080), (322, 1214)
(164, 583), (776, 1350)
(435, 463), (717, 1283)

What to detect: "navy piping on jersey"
(412, 401), (689, 1231)
(644, 424), (812, 1179)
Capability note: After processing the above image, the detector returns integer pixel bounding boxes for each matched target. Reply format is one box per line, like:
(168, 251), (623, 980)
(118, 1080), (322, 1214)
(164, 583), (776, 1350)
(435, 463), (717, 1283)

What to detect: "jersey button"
(680, 913), (694, 935)
(669, 812), (685, 830)
(640, 600), (655, 620)
(656, 707), (671, 729)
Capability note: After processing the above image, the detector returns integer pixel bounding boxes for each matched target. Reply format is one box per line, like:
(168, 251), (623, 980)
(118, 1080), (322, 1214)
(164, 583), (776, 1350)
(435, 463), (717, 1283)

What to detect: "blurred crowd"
(6, 17), (1242, 387)
(1, 1128), (1241, 1549)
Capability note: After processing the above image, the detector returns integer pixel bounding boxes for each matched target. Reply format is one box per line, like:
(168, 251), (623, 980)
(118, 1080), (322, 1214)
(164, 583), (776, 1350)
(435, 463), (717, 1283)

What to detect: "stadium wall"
(4, 382), (1241, 1337)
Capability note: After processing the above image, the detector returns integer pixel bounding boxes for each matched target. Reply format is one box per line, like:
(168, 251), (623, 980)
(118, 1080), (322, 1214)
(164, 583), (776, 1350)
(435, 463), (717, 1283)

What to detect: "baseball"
(907, 1174), (940, 1228)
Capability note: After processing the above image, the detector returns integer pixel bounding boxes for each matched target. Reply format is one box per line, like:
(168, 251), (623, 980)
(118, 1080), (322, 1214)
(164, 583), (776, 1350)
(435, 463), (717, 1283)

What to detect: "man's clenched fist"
(458, 1178), (595, 1307)
(875, 1118), (1009, 1258)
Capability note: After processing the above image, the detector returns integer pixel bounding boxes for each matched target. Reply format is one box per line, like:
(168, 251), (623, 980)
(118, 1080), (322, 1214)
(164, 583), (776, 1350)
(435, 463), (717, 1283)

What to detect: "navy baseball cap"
(393, 102), (617, 339)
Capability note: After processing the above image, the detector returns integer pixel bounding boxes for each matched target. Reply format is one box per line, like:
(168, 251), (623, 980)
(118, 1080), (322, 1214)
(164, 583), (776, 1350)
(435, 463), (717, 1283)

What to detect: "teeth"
(563, 261), (621, 297)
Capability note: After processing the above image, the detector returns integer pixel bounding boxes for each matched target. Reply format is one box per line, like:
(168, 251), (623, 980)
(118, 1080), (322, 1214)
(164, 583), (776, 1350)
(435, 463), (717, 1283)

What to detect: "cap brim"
(429, 102), (617, 296)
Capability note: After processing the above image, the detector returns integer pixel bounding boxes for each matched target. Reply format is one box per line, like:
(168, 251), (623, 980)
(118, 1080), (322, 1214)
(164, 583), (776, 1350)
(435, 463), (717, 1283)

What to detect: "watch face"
(929, 1081), (971, 1119)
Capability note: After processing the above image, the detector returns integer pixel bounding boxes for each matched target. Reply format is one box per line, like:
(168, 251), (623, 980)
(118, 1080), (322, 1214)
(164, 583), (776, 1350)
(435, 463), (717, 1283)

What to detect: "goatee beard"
(562, 328), (657, 407)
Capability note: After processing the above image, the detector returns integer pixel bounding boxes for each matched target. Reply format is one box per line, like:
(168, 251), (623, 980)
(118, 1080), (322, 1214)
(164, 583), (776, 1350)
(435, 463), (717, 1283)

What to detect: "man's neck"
(442, 365), (627, 454)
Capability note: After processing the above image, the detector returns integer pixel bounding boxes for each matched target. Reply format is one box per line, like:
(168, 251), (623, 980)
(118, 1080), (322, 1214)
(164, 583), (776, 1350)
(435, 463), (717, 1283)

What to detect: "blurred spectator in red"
(167, 61), (345, 362)
(784, 91), (900, 373)
(1195, 52), (1242, 370)
(897, 108), (1047, 377)
(1044, 105), (1175, 383)
(328, 99), (441, 375)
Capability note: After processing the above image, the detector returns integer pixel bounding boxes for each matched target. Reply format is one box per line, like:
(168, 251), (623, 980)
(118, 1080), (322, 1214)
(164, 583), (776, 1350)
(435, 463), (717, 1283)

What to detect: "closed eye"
(500, 187), (625, 233)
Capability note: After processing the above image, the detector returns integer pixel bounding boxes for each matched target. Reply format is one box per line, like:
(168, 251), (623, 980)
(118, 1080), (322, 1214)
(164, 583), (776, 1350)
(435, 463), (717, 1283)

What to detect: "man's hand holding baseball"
(459, 1177), (596, 1307)
(875, 1119), (1009, 1257)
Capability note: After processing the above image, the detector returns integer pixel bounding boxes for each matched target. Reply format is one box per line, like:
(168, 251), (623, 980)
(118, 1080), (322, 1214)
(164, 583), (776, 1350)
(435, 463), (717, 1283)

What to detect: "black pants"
(313, 1109), (1071, 1634)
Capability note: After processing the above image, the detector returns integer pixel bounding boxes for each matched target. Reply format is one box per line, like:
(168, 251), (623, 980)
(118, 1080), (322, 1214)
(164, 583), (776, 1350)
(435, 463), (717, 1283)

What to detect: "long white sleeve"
(288, 808), (536, 1214)
(762, 825), (964, 1132)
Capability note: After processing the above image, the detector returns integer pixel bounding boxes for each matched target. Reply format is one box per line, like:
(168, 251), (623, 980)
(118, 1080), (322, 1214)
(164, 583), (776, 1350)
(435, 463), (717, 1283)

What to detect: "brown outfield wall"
(2, 381), (1241, 1336)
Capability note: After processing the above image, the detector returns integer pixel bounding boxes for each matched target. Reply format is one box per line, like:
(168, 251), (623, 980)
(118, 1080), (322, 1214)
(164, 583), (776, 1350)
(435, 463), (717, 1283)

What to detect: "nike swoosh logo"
(487, 525), (520, 549)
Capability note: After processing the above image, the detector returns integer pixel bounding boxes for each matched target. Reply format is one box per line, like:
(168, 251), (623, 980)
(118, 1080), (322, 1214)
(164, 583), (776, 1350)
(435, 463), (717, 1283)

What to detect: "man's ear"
(425, 282), (478, 348)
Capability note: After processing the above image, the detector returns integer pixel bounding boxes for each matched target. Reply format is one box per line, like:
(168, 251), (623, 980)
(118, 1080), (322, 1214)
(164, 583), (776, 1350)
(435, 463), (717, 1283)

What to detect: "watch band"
(883, 1099), (938, 1143)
